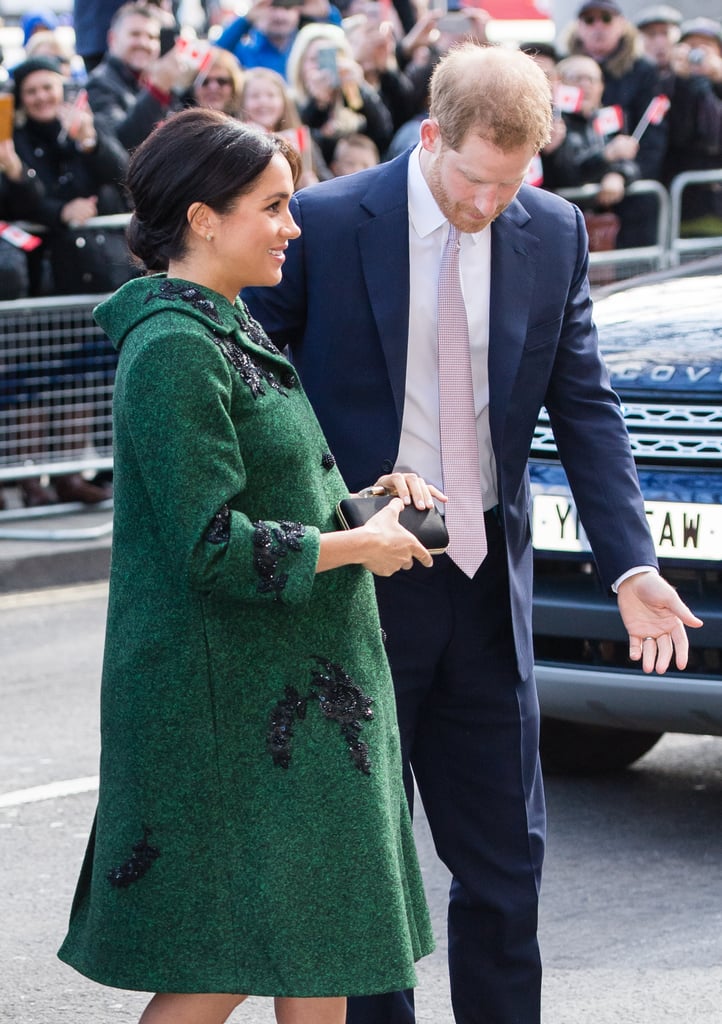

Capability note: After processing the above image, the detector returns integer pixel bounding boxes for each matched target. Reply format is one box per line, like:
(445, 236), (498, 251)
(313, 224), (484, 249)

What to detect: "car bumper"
(535, 662), (722, 736)
(533, 575), (722, 735)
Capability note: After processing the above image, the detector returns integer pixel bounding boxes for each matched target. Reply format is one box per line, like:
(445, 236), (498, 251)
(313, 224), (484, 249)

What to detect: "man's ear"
(419, 118), (441, 154)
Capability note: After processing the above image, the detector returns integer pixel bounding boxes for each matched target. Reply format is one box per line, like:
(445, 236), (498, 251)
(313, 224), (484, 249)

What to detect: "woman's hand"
(358, 496), (433, 576)
(58, 99), (96, 147)
(305, 63), (339, 107)
(0, 139), (23, 181)
(315, 475), (446, 576)
(60, 195), (98, 226)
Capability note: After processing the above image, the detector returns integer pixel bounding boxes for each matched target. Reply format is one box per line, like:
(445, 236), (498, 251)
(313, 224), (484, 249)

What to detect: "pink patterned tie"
(438, 224), (488, 578)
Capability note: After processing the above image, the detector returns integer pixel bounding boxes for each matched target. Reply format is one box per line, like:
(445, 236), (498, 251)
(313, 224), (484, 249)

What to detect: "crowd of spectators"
(2, 0), (718, 281)
(0, 0), (721, 507)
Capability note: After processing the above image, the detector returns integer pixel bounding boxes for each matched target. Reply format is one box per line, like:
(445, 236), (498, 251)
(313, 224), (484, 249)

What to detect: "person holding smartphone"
(286, 23), (393, 163)
(662, 16), (722, 227)
(215, 0), (343, 81)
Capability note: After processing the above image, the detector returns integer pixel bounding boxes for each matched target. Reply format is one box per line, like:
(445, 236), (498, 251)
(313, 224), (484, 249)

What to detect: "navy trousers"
(347, 512), (545, 1024)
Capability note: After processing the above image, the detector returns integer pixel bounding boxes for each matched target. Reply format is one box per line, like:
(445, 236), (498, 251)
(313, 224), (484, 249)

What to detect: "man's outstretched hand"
(618, 571), (703, 674)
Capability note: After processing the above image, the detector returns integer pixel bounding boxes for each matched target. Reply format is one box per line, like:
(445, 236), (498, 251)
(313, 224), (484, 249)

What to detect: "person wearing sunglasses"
(563, 0), (668, 249)
(191, 47), (245, 117)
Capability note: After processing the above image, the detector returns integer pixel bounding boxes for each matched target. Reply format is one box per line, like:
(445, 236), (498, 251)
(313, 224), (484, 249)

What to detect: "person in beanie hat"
(21, 9), (59, 48)
(635, 5), (682, 84)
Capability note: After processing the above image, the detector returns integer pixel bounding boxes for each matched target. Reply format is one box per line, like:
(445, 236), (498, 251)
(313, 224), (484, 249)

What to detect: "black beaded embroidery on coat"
(205, 504), (230, 544)
(321, 451), (336, 470)
(267, 684), (308, 769)
(236, 307), (282, 356)
(253, 520), (307, 599)
(211, 331), (288, 400)
(146, 280), (223, 324)
(267, 657), (374, 774)
(107, 826), (160, 888)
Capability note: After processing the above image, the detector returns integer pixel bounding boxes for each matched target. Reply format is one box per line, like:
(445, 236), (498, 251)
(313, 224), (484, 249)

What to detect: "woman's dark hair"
(125, 107), (301, 271)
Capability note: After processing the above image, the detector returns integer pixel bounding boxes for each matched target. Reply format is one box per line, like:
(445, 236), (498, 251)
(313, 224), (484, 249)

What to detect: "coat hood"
(563, 21), (644, 78)
(94, 275), (238, 351)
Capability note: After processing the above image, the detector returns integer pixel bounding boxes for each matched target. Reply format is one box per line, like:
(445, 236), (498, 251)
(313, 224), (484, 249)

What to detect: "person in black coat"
(11, 56), (130, 294)
(663, 17), (722, 226)
(543, 55), (641, 204)
(10, 55), (130, 504)
(85, 2), (195, 152)
(563, 0), (668, 246)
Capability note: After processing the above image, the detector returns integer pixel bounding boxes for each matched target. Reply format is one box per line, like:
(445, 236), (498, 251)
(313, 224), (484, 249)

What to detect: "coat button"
(382, 459), (393, 473)
(321, 452), (336, 470)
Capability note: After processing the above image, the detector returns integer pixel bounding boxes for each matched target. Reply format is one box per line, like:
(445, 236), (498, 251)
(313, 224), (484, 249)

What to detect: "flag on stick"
(593, 105), (624, 137)
(631, 95), (670, 141)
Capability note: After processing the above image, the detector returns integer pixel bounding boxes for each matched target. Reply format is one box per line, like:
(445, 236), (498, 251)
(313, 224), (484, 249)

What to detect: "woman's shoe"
(54, 473), (113, 505)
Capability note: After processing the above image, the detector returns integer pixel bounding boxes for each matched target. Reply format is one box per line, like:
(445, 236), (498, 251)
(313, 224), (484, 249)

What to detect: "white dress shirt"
(394, 144), (498, 511)
(394, 144), (656, 592)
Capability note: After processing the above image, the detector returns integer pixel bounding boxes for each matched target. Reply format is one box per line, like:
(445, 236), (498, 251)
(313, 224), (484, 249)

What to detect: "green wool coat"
(57, 276), (434, 996)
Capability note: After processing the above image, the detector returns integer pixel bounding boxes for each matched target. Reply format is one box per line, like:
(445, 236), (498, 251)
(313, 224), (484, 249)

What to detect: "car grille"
(532, 403), (722, 463)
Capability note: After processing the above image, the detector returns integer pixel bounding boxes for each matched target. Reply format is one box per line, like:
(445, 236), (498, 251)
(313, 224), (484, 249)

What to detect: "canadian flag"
(0, 221), (43, 251)
(645, 94), (671, 125)
(593, 105), (624, 137)
(553, 83), (583, 114)
(175, 36), (213, 77)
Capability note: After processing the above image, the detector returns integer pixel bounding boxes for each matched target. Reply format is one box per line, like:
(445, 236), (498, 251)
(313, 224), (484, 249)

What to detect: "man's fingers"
(634, 631), (688, 674)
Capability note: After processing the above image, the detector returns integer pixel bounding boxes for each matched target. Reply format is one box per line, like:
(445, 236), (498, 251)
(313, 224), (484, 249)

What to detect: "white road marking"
(0, 581), (108, 610)
(0, 776), (99, 808)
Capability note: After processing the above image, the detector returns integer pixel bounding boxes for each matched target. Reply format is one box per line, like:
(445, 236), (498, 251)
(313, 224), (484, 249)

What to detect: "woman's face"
(194, 63), (236, 113)
(20, 69), (64, 122)
(209, 152), (300, 295)
(241, 78), (286, 132)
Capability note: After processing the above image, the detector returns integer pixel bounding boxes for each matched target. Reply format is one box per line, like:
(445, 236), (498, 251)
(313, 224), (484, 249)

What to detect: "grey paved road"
(2, 583), (721, 1023)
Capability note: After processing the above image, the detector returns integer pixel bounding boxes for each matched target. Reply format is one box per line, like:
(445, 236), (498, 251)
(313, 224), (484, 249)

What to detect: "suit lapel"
(350, 164), (542, 445)
(489, 197), (540, 448)
(357, 156), (411, 426)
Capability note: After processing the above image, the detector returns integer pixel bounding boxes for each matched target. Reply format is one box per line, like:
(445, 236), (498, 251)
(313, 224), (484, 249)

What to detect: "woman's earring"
(206, 233), (213, 241)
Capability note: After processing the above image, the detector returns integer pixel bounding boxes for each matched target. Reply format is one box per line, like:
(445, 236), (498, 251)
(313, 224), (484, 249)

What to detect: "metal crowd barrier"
(0, 291), (115, 539)
(558, 171), (722, 280)
(0, 177), (720, 542)
(0, 214), (133, 538)
(668, 168), (722, 266)
(557, 179), (671, 283)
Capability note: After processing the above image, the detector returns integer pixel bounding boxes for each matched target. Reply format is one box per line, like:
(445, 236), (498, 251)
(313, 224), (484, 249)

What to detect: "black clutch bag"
(336, 495), (449, 555)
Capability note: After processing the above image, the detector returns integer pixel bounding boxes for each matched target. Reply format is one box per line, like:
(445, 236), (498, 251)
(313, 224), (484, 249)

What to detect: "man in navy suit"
(245, 43), (701, 1024)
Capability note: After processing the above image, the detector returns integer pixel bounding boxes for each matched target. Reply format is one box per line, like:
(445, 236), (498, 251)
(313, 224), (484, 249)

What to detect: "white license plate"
(532, 494), (722, 562)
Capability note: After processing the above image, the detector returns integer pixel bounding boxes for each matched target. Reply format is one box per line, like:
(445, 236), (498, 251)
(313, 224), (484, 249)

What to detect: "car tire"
(539, 717), (664, 775)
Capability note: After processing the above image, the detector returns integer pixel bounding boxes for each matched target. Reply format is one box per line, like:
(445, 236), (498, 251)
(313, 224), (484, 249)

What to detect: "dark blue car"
(530, 259), (722, 772)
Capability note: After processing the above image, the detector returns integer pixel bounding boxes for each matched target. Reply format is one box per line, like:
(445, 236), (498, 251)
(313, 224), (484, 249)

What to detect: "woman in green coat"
(57, 108), (440, 1024)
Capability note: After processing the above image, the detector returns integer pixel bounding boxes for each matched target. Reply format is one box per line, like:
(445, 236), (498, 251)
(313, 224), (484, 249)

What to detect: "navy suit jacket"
(244, 150), (657, 678)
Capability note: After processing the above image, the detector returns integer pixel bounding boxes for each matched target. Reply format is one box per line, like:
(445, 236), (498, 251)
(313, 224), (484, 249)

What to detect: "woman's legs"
(275, 997), (347, 1024)
(138, 994), (346, 1024)
(139, 993), (247, 1023)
